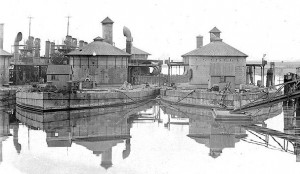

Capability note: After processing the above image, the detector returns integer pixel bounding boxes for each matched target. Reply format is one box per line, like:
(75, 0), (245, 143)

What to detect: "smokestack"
(209, 27), (221, 42)
(0, 24), (3, 49)
(72, 38), (77, 47)
(14, 32), (22, 54)
(64, 35), (72, 47)
(26, 36), (34, 50)
(50, 42), (55, 55)
(34, 38), (40, 57)
(45, 41), (50, 58)
(196, 35), (203, 48)
(79, 40), (84, 48)
(101, 17), (114, 45)
(123, 26), (133, 55)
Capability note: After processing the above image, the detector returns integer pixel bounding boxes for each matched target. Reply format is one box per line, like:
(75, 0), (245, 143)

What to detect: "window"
(51, 75), (56, 81)
(51, 75), (59, 81)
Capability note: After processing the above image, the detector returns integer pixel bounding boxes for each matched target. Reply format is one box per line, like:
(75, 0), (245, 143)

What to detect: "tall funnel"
(14, 32), (23, 61)
(123, 26), (133, 55)
(45, 41), (50, 58)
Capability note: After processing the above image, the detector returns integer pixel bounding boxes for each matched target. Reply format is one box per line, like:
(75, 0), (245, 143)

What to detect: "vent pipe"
(123, 26), (133, 55)
(14, 32), (22, 54)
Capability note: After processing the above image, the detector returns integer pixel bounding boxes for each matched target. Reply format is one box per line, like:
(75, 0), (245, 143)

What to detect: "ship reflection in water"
(0, 100), (300, 173)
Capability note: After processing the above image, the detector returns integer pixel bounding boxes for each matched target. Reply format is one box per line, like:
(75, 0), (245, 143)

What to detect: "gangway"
(232, 79), (300, 113)
(243, 124), (300, 143)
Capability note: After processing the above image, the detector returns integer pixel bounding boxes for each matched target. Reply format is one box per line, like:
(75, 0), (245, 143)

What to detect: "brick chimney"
(196, 35), (203, 48)
(101, 17), (114, 45)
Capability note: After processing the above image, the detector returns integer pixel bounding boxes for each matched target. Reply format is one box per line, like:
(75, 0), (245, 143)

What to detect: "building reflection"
(283, 100), (300, 162)
(16, 100), (155, 169)
(0, 110), (11, 164)
(188, 117), (247, 158)
(160, 103), (247, 158)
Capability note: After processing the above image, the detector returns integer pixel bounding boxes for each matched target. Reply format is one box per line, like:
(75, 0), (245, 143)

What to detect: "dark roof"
(101, 17), (114, 24)
(122, 46), (151, 55)
(68, 37), (130, 56)
(0, 49), (12, 56)
(210, 27), (221, 33)
(182, 41), (248, 57)
(47, 65), (72, 75)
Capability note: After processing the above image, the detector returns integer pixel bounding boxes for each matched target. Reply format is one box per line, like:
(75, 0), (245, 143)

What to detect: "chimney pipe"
(0, 24), (3, 49)
(123, 26), (133, 55)
(13, 32), (22, 62)
(64, 35), (72, 47)
(79, 40), (84, 48)
(14, 32), (22, 54)
(50, 42), (55, 55)
(101, 17), (114, 45)
(34, 38), (40, 57)
(26, 36), (34, 50)
(196, 35), (203, 48)
(72, 38), (77, 47)
(45, 41), (50, 58)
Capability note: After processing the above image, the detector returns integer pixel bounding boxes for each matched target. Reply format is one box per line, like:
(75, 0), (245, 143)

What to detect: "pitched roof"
(182, 41), (248, 57)
(101, 17), (114, 24)
(210, 27), (221, 33)
(67, 37), (130, 56)
(47, 65), (72, 75)
(122, 46), (151, 55)
(0, 49), (12, 56)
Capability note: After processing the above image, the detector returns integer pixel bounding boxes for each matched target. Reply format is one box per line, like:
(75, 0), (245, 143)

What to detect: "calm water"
(0, 99), (299, 174)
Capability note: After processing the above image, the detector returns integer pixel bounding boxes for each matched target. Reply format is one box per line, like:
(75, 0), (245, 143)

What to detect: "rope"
(112, 89), (136, 102)
(175, 90), (195, 104)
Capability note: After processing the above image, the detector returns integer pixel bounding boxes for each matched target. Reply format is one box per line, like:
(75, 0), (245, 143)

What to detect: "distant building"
(123, 46), (151, 60)
(0, 24), (12, 86)
(182, 27), (248, 89)
(46, 65), (72, 88)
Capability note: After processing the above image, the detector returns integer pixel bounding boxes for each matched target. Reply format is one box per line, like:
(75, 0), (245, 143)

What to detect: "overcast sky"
(0, 0), (300, 62)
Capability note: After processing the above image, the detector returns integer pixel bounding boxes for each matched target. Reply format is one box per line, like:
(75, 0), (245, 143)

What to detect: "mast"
(28, 16), (33, 37)
(66, 16), (71, 36)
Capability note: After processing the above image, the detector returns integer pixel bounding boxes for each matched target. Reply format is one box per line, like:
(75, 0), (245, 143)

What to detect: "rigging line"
(241, 138), (294, 154)
(270, 135), (285, 150)
(175, 90), (195, 104)
(246, 129), (269, 144)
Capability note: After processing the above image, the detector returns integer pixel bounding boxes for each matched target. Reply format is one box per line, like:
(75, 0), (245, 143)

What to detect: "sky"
(0, 0), (300, 62)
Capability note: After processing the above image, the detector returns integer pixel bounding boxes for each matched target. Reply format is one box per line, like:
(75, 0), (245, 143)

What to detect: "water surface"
(0, 100), (299, 174)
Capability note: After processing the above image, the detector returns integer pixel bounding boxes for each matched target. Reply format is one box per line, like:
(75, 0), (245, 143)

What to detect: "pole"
(66, 16), (71, 36)
(28, 16), (33, 37)
(168, 57), (170, 86)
